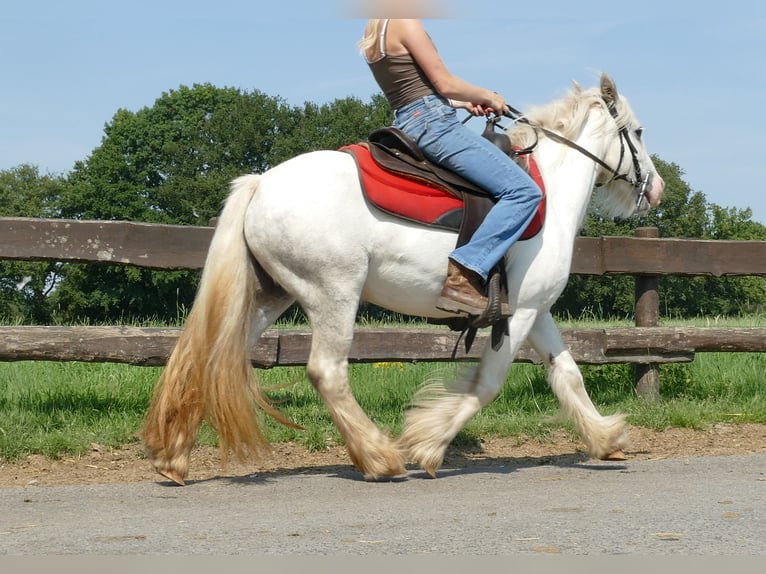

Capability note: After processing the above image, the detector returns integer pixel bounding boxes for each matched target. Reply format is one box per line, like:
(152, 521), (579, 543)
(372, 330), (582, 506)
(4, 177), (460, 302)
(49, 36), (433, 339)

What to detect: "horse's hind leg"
(528, 312), (628, 459)
(304, 309), (405, 480)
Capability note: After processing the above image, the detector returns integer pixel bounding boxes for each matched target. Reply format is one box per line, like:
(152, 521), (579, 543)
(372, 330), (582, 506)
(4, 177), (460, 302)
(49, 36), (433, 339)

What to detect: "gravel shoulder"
(2, 423), (765, 488)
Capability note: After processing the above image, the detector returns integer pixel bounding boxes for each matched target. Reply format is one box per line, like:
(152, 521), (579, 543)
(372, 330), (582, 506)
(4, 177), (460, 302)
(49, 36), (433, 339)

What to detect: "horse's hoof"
(361, 459), (408, 481)
(603, 450), (627, 461)
(362, 471), (408, 482)
(157, 468), (186, 486)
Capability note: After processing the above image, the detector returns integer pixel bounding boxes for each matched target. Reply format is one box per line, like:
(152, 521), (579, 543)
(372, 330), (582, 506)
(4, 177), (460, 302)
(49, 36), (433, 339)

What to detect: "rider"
(359, 18), (543, 318)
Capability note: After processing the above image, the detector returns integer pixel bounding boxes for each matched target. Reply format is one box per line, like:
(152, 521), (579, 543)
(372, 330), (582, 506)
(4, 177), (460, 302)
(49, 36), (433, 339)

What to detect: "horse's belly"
(362, 234), (458, 318)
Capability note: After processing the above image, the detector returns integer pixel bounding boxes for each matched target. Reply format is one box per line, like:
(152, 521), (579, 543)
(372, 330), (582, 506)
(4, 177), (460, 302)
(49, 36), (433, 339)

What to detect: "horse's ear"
(600, 73), (618, 105)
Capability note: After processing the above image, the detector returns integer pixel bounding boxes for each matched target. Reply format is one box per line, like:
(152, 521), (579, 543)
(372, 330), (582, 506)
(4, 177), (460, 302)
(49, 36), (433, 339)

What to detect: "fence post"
(634, 226), (661, 400)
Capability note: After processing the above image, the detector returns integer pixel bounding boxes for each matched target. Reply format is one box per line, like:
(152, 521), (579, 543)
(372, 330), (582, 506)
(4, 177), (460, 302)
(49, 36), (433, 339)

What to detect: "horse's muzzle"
(638, 172), (665, 211)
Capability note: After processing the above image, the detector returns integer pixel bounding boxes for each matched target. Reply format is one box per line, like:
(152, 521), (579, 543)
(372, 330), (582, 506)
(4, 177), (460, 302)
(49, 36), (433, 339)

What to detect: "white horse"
(142, 73), (665, 485)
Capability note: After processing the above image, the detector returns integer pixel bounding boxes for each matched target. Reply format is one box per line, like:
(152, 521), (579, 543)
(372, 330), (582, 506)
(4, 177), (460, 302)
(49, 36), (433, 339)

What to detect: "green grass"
(1, 317), (765, 462)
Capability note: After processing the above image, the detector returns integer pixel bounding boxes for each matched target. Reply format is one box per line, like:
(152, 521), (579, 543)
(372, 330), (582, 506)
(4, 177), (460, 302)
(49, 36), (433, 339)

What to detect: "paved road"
(1, 454), (764, 555)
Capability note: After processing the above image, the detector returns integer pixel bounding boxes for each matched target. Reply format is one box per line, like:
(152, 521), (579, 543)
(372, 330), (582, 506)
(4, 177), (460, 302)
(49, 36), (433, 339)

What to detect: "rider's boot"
(436, 260), (491, 316)
(437, 260), (512, 319)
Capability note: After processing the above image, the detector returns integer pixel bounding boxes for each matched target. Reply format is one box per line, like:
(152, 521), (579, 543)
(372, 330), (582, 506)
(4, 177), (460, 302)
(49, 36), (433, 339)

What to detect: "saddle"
(364, 126), (499, 248)
(341, 121), (546, 351)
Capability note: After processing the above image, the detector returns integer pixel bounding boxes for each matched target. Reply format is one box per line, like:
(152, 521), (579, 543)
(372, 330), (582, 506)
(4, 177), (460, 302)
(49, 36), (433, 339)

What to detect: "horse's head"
(591, 73), (665, 217)
(509, 73), (665, 219)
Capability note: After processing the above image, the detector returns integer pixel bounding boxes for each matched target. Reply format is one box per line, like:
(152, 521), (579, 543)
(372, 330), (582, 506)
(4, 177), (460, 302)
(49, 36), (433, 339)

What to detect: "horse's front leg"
(399, 309), (537, 476)
(305, 318), (405, 480)
(528, 312), (628, 459)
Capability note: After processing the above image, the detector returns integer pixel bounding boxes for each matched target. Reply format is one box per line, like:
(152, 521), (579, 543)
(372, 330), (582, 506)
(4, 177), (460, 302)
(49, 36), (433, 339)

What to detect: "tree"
(269, 94), (391, 164)
(554, 157), (766, 319)
(52, 85), (298, 322)
(0, 165), (65, 322)
(52, 85), (391, 323)
(7, 82), (760, 324)
(60, 84), (299, 225)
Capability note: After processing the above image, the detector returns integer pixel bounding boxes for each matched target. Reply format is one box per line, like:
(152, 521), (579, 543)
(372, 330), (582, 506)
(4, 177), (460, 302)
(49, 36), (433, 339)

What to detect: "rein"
(472, 101), (651, 208)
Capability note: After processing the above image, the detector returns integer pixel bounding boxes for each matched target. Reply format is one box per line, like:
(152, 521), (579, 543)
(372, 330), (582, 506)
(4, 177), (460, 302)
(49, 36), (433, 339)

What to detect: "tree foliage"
(0, 165), (65, 322)
(49, 84), (391, 322)
(1, 84), (764, 324)
(555, 158), (766, 319)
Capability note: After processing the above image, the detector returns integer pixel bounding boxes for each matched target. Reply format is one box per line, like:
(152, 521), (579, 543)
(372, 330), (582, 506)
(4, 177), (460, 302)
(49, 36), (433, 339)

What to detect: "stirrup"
(469, 272), (511, 329)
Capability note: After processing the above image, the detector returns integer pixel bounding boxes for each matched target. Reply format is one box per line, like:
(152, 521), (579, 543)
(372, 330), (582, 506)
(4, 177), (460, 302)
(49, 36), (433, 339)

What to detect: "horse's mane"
(507, 81), (630, 147)
(507, 80), (638, 218)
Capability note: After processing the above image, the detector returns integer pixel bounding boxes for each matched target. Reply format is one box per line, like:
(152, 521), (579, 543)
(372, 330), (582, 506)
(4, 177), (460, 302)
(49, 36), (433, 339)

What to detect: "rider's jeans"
(393, 94), (542, 281)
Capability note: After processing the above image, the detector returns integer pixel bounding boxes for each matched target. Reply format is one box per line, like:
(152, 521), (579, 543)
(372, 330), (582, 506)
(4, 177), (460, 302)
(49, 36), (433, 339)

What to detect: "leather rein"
(477, 100), (652, 209)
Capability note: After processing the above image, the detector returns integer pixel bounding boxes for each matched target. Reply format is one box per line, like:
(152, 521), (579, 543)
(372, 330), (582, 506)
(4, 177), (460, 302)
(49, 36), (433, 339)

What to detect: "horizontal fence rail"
(2, 217), (766, 275)
(0, 217), (213, 270)
(1, 326), (766, 368)
(1, 217), (765, 398)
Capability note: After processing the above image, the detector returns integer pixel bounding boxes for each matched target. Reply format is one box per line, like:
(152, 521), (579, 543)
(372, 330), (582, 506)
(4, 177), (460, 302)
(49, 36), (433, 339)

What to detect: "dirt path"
(2, 423), (765, 488)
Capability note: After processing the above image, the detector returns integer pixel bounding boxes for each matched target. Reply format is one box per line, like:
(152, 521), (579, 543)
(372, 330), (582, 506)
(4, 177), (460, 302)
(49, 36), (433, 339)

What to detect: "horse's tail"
(141, 174), (290, 484)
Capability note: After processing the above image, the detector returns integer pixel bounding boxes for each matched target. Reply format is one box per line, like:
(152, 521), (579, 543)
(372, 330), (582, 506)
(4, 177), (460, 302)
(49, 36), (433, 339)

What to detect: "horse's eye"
(635, 127), (644, 140)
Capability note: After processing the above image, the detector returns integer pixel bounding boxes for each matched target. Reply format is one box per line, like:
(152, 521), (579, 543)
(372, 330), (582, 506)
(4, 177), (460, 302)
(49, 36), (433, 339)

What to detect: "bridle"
(599, 102), (652, 209)
(481, 100), (653, 209)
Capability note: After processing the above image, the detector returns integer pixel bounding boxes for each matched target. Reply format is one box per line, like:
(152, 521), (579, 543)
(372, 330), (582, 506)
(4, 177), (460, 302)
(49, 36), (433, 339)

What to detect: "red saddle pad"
(341, 144), (546, 240)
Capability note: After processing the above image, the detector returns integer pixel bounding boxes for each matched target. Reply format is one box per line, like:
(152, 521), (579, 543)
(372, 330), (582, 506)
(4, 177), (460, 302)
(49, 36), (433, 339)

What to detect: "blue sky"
(2, 1), (765, 224)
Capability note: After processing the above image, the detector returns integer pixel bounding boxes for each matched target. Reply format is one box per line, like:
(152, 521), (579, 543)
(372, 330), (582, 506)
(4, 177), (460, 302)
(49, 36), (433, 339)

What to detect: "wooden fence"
(2, 217), (766, 398)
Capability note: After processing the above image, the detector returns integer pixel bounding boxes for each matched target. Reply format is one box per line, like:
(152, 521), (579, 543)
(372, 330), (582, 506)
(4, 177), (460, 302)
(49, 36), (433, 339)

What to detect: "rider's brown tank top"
(366, 19), (438, 111)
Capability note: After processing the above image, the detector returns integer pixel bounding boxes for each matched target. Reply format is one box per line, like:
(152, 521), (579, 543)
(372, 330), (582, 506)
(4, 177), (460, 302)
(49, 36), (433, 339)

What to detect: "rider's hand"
(484, 93), (509, 117)
(465, 102), (488, 116)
